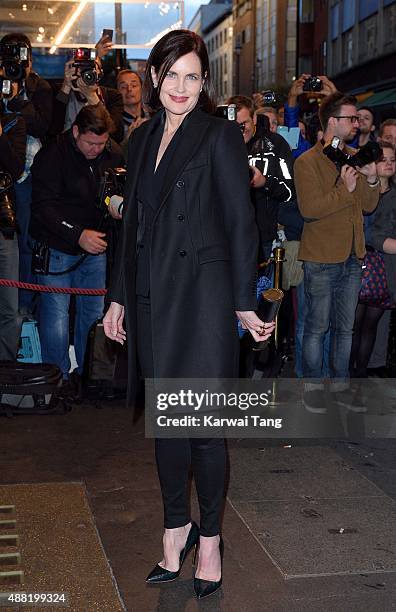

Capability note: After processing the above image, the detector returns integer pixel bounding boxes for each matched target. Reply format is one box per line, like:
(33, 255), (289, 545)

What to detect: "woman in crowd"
(350, 141), (396, 376)
(103, 30), (274, 599)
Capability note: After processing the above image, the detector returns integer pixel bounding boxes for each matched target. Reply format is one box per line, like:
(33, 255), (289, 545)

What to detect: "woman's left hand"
(236, 311), (276, 342)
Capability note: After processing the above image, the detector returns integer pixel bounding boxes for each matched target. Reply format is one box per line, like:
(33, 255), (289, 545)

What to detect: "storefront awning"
(358, 88), (396, 108)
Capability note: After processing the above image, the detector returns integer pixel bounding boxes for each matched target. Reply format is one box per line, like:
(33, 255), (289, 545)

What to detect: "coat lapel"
(123, 112), (162, 223)
(156, 108), (211, 213)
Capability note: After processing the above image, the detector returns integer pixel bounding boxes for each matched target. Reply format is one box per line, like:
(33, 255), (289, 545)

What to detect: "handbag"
(359, 249), (394, 308)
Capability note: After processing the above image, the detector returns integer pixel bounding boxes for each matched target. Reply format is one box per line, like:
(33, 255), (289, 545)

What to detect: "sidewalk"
(1, 403), (396, 611)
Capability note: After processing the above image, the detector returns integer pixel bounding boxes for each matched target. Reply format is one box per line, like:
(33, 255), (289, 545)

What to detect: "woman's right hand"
(103, 302), (126, 345)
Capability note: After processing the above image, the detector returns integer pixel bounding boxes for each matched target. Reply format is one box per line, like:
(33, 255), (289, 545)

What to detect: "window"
(246, 25), (251, 43)
(383, 4), (396, 44)
(215, 34), (218, 49)
(242, 29), (246, 44)
(220, 31), (223, 46)
(342, 30), (353, 67)
(224, 54), (227, 74)
(224, 28), (227, 43)
(342, 0), (355, 32)
(331, 3), (339, 40)
(359, 0), (378, 21)
(322, 40), (327, 72)
(359, 14), (377, 57)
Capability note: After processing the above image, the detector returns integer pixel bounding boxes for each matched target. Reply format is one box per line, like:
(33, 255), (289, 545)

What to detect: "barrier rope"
(0, 279), (106, 296)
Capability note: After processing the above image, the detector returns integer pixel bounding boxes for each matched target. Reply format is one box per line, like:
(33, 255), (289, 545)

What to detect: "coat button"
(179, 250), (187, 257)
(176, 179), (185, 188)
(177, 214), (185, 221)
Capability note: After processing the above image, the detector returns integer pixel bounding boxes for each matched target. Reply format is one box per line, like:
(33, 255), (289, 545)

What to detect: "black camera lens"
(3, 61), (23, 81)
(81, 69), (97, 86)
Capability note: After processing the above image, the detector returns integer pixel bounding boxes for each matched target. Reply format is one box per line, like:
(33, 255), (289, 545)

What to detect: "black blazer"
(107, 107), (258, 400)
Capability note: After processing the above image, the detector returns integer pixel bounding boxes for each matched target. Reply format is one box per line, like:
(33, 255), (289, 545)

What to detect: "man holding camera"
(0, 33), (53, 314)
(30, 105), (123, 382)
(228, 95), (294, 261)
(50, 49), (124, 144)
(295, 92), (380, 410)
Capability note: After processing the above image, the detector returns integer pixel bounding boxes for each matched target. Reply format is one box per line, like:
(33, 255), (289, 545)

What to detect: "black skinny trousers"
(136, 299), (226, 537)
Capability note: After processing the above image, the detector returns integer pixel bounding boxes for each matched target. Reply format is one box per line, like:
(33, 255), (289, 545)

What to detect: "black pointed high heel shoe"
(146, 521), (199, 584)
(194, 537), (224, 599)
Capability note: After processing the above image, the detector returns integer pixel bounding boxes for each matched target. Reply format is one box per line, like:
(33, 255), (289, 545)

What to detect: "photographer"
(285, 73), (337, 159)
(228, 95), (294, 261)
(49, 51), (124, 144)
(295, 92), (380, 411)
(0, 104), (26, 359)
(30, 105), (124, 382)
(0, 33), (53, 314)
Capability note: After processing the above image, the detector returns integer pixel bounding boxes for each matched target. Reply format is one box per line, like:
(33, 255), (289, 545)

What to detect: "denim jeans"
(0, 233), (21, 360)
(38, 249), (106, 377)
(14, 176), (37, 313)
(302, 255), (363, 384)
(295, 279), (330, 378)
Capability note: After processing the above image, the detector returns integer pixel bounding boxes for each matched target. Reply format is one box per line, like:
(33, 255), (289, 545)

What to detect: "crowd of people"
(0, 29), (396, 402)
(1, 26), (396, 599)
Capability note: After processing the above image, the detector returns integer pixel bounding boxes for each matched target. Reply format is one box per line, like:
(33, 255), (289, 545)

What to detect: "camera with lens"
(303, 76), (322, 92)
(261, 90), (277, 105)
(215, 104), (237, 121)
(72, 48), (98, 86)
(97, 167), (127, 211)
(0, 43), (29, 82)
(0, 76), (12, 97)
(0, 171), (18, 236)
(323, 138), (382, 168)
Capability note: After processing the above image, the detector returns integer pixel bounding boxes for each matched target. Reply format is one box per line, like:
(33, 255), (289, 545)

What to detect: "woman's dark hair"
(73, 104), (114, 135)
(377, 139), (396, 154)
(143, 29), (216, 114)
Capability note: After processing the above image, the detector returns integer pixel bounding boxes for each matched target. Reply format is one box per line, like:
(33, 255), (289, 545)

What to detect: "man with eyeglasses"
(294, 92), (380, 412)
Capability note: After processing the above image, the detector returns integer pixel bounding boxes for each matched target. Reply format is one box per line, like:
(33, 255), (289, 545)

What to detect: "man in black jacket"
(0, 108), (26, 359)
(228, 95), (295, 260)
(0, 33), (53, 314)
(30, 105), (124, 380)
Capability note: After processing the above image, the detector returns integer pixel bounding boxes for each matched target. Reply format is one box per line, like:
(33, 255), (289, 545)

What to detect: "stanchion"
(265, 247), (285, 405)
(273, 246), (285, 349)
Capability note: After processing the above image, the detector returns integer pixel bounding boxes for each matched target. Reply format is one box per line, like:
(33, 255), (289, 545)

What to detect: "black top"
(135, 113), (183, 297)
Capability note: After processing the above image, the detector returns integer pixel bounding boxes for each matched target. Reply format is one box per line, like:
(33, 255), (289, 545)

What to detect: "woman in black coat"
(103, 30), (274, 599)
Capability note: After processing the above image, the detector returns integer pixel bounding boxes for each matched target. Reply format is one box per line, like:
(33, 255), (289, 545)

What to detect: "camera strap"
(48, 252), (87, 276)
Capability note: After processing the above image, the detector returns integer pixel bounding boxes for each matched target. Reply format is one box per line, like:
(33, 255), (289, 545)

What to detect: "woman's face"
(154, 52), (203, 119)
(376, 146), (396, 180)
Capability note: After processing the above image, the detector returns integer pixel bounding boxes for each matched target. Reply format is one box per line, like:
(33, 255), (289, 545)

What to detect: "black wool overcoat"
(107, 107), (258, 402)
